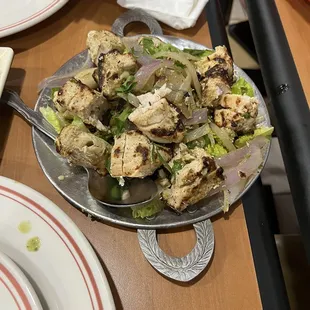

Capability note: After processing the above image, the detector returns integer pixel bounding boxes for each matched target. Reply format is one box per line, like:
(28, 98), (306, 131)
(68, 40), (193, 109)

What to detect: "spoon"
(1, 89), (158, 207)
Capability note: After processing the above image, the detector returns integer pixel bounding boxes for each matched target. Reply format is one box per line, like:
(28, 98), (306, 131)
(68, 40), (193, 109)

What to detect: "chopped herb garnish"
(141, 37), (180, 55)
(153, 144), (172, 174)
(116, 75), (136, 93)
(105, 156), (111, 173)
(171, 160), (184, 175)
(175, 61), (186, 68)
(109, 105), (132, 136)
(242, 112), (251, 119)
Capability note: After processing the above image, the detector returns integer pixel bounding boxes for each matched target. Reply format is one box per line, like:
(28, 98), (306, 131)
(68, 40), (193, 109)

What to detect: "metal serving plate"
(32, 35), (271, 230)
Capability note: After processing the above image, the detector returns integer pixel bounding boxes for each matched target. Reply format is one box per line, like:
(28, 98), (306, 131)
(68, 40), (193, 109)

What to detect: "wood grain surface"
(3, 0), (301, 309)
(275, 0), (310, 105)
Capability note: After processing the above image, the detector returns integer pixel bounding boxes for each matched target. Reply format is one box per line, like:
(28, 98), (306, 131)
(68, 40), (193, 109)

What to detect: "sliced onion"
(134, 59), (173, 91)
(215, 136), (269, 169)
(184, 122), (211, 143)
(121, 37), (143, 57)
(227, 179), (247, 204)
(38, 51), (94, 93)
(180, 69), (192, 92)
(182, 108), (208, 126)
(153, 51), (201, 99)
(223, 145), (262, 187)
(210, 122), (236, 151)
(222, 189), (230, 213)
(127, 93), (140, 107)
(137, 54), (156, 66)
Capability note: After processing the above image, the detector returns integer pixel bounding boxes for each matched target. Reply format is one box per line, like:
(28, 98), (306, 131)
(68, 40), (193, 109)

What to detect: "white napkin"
(117, 0), (209, 30)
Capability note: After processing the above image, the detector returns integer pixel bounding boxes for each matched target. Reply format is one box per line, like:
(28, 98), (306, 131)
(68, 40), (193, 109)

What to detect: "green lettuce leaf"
(234, 126), (274, 148)
(183, 48), (214, 57)
(71, 116), (89, 132)
(231, 77), (255, 97)
(206, 143), (228, 157)
(40, 106), (66, 134)
(131, 198), (165, 219)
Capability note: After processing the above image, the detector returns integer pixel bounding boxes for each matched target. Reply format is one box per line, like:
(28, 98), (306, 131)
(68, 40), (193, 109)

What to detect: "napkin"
(117, 0), (209, 30)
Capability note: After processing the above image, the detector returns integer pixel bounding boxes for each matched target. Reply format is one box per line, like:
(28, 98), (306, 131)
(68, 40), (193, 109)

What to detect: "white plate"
(0, 177), (115, 310)
(0, 47), (14, 97)
(0, 251), (42, 310)
(0, 0), (69, 39)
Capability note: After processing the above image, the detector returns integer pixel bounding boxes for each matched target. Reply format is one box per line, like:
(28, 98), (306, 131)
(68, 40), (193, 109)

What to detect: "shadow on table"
(0, 68), (25, 164)
(0, 0), (207, 54)
(90, 244), (124, 310)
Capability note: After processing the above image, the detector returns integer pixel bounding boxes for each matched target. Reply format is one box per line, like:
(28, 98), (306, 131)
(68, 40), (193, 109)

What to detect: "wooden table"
(4, 0), (306, 309)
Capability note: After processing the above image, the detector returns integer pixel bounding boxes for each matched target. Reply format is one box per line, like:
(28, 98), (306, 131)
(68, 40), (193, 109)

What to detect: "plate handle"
(137, 220), (214, 282)
(112, 9), (163, 37)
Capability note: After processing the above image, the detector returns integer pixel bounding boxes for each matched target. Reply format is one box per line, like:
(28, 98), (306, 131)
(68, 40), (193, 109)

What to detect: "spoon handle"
(138, 219), (214, 282)
(1, 89), (57, 141)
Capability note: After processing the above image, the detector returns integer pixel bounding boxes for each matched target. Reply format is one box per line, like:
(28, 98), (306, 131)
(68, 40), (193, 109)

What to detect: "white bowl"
(0, 47), (14, 97)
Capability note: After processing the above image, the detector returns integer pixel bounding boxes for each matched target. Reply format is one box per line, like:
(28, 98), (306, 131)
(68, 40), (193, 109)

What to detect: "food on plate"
(110, 130), (172, 177)
(39, 30), (273, 218)
(56, 124), (111, 175)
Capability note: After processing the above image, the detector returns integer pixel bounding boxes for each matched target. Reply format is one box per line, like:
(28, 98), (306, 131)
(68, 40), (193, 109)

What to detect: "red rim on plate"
(0, 184), (106, 310)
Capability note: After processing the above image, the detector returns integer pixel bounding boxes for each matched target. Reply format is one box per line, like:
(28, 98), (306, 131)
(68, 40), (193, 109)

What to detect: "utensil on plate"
(1, 89), (158, 206)
(31, 9), (270, 282)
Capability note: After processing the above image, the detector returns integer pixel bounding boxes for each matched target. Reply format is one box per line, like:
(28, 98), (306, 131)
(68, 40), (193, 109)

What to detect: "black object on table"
(206, 0), (293, 309)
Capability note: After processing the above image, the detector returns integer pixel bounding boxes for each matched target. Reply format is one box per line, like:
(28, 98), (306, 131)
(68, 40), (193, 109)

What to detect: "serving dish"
(32, 10), (271, 281)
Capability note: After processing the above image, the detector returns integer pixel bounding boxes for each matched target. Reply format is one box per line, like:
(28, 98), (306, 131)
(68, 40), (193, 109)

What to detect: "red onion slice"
(37, 51), (94, 93)
(215, 136), (269, 169)
(134, 59), (173, 91)
(223, 145), (263, 187)
(182, 108), (208, 125)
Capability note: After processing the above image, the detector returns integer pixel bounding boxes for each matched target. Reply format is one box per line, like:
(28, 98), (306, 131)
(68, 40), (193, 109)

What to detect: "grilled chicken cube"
(195, 46), (233, 107)
(196, 46), (233, 77)
(56, 125), (111, 175)
(110, 131), (172, 178)
(53, 79), (108, 131)
(162, 146), (224, 211)
(214, 94), (258, 133)
(128, 98), (185, 144)
(96, 50), (137, 99)
(86, 30), (124, 65)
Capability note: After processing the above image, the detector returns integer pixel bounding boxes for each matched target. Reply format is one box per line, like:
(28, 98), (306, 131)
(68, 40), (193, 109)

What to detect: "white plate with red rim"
(0, 47), (14, 97)
(0, 176), (115, 310)
(0, 0), (69, 39)
(0, 251), (42, 310)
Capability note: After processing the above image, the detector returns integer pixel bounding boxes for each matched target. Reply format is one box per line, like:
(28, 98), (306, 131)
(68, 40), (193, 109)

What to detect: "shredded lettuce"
(40, 106), (66, 133)
(231, 77), (255, 97)
(71, 116), (89, 132)
(50, 87), (60, 100)
(183, 48), (214, 57)
(206, 143), (228, 157)
(131, 197), (165, 219)
(234, 126), (274, 148)
(141, 37), (180, 55)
